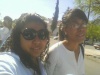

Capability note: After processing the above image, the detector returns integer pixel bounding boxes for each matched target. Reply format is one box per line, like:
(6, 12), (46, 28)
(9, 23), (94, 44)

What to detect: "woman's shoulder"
(0, 52), (21, 74)
(0, 52), (20, 65)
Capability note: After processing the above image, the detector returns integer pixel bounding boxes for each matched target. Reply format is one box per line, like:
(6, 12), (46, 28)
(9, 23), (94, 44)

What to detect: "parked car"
(84, 40), (92, 45)
(53, 36), (59, 40)
(93, 42), (100, 49)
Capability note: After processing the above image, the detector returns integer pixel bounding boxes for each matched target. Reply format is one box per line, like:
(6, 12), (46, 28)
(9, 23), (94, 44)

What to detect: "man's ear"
(63, 27), (68, 35)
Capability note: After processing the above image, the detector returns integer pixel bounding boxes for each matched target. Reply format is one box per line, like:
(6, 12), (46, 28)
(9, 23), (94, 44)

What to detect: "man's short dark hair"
(4, 16), (12, 22)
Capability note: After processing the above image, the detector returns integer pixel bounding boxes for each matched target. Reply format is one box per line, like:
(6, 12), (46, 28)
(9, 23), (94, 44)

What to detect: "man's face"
(64, 19), (87, 44)
(3, 19), (12, 28)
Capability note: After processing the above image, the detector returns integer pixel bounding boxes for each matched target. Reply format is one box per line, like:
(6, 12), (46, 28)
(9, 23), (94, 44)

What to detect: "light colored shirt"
(39, 59), (47, 75)
(0, 52), (34, 75)
(0, 26), (9, 42)
(45, 42), (85, 75)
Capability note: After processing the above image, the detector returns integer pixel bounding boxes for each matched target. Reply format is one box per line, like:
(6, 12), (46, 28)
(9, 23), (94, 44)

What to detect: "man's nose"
(78, 26), (86, 32)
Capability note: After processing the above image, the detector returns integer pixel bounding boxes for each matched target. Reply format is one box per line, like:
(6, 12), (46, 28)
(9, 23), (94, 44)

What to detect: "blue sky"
(0, 0), (75, 20)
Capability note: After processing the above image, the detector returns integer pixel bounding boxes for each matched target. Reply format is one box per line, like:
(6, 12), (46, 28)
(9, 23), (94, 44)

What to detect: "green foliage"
(51, 0), (59, 32)
(92, 3), (100, 15)
(86, 22), (100, 41)
(74, 0), (100, 17)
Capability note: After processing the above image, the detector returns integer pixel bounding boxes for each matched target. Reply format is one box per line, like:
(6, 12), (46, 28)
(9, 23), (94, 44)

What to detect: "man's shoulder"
(3, 27), (9, 32)
(49, 41), (63, 53)
(0, 27), (4, 32)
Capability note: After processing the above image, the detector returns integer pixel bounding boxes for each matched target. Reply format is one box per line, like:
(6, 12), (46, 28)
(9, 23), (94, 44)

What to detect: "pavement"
(85, 48), (100, 63)
(85, 48), (100, 57)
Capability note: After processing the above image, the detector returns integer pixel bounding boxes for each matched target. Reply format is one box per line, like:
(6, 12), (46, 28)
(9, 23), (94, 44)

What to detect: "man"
(45, 8), (88, 75)
(0, 16), (12, 46)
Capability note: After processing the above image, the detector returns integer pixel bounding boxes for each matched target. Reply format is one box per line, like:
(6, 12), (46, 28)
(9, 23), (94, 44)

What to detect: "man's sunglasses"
(21, 28), (49, 40)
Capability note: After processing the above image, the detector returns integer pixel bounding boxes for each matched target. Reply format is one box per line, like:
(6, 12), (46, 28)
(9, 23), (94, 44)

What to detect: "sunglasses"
(21, 28), (49, 40)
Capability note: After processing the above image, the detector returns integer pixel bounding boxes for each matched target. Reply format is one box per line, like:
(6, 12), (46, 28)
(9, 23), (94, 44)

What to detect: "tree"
(51, 0), (59, 32)
(74, 0), (100, 20)
(86, 22), (100, 43)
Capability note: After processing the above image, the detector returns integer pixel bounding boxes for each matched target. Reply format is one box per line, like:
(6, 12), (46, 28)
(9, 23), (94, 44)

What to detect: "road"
(85, 57), (100, 75)
(50, 38), (100, 75)
(84, 45), (96, 50)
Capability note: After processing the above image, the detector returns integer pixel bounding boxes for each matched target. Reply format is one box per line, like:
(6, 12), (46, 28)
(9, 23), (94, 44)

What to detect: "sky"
(0, 0), (75, 21)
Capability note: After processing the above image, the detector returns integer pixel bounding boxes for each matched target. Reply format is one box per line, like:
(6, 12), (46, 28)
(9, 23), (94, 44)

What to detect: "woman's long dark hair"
(1, 14), (50, 75)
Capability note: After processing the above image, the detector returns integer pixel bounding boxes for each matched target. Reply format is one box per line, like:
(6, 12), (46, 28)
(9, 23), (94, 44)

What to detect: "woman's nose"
(32, 36), (41, 44)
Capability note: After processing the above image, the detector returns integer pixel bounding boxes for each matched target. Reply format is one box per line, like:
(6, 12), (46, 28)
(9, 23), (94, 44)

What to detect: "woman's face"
(64, 19), (87, 44)
(20, 22), (48, 58)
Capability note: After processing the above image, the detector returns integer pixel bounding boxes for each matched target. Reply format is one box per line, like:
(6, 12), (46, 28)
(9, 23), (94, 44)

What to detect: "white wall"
(52, 27), (59, 36)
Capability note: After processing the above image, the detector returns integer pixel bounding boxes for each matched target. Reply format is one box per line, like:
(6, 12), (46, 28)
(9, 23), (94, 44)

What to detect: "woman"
(45, 8), (88, 75)
(0, 14), (49, 75)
